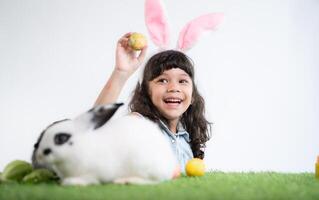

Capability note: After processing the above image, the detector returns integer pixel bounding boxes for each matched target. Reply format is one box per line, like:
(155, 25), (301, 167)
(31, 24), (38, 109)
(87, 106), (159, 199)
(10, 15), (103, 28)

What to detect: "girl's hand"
(95, 33), (147, 106)
(115, 32), (147, 77)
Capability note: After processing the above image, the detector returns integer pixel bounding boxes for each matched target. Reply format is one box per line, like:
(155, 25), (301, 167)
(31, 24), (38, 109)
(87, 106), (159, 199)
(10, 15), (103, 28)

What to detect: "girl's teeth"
(164, 99), (181, 103)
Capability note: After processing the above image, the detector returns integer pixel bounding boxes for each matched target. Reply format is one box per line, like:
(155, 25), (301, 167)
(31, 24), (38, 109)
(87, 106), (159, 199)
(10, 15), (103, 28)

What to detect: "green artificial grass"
(0, 172), (318, 200)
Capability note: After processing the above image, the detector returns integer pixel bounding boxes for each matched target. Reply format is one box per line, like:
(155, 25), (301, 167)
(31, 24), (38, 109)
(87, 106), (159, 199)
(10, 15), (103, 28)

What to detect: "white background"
(0, 0), (318, 172)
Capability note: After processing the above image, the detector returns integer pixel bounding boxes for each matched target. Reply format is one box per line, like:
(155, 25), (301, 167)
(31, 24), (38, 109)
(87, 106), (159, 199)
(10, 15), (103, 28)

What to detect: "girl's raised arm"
(94, 33), (147, 106)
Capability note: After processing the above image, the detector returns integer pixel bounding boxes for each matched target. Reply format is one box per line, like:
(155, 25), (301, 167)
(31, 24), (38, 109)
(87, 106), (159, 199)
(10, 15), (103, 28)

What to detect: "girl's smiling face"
(148, 68), (193, 124)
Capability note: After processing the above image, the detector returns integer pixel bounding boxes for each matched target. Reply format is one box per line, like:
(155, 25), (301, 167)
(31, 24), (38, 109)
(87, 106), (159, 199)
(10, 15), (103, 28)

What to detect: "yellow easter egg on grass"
(128, 32), (147, 50)
(185, 158), (206, 177)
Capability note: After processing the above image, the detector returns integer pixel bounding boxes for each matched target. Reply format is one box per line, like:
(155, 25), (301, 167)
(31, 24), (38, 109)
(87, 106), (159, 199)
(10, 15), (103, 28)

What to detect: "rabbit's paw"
(62, 176), (99, 186)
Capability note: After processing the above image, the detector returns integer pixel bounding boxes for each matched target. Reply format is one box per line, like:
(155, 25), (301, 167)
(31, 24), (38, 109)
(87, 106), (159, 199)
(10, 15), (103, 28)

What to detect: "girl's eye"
(180, 79), (189, 84)
(157, 78), (168, 83)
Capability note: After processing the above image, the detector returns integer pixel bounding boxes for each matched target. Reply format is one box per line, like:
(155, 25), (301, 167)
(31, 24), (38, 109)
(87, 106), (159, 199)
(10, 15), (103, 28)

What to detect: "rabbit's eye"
(54, 133), (71, 145)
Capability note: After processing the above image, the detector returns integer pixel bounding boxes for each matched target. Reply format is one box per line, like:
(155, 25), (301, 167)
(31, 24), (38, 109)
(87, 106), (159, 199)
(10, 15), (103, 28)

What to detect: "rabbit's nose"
(43, 148), (52, 156)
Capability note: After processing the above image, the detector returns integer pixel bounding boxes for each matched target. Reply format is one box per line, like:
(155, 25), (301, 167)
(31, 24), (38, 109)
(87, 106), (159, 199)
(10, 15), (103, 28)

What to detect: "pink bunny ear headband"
(145, 0), (223, 52)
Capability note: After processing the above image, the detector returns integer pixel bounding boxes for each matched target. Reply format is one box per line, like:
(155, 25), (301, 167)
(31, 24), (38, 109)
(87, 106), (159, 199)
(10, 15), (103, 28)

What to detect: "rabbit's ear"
(145, 0), (170, 49)
(177, 13), (224, 52)
(74, 103), (124, 131)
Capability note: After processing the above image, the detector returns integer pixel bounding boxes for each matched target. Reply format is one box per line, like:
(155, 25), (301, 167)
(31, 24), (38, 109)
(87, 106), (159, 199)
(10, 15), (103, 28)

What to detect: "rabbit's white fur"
(33, 104), (178, 185)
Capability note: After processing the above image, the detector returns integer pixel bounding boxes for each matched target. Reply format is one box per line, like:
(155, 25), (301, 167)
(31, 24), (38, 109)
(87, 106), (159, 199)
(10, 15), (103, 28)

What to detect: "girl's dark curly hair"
(129, 50), (212, 159)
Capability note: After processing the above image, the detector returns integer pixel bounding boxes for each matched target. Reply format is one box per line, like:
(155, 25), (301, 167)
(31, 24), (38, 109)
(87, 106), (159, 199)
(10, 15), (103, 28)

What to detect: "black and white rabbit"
(32, 103), (179, 185)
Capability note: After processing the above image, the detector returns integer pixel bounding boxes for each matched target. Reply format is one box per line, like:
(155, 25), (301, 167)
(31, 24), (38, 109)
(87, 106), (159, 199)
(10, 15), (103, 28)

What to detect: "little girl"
(94, 33), (211, 172)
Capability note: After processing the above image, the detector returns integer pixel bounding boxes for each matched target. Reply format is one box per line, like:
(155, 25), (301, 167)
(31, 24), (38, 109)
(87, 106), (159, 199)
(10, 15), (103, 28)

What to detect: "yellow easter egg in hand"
(128, 33), (147, 50)
(185, 158), (205, 177)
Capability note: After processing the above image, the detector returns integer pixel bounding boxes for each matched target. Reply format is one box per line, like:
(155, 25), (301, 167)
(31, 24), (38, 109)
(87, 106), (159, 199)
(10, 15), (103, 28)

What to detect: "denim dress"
(158, 120), (194, 173)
